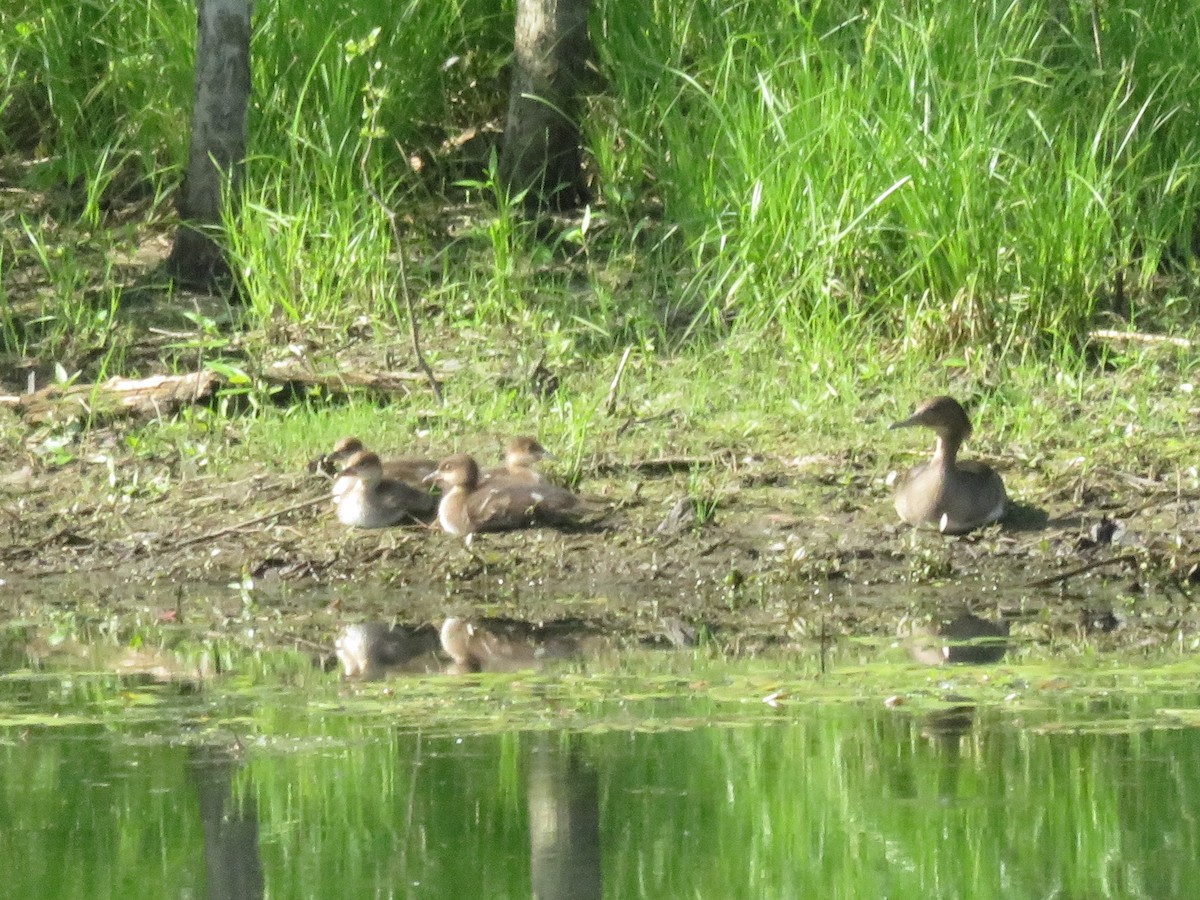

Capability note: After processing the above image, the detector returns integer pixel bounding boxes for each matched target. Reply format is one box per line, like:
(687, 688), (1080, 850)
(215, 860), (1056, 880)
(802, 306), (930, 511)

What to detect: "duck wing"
(381, 456), (439, 490)
(465, 483), (543, 531)
(375, 480), (438, 523)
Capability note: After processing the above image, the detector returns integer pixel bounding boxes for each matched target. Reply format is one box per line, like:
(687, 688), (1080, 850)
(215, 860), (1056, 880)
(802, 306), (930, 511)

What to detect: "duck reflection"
(921, 705), (977, 743)
(439, 617), (591, 674)
(334, 623), (442, 678)
(908, 610), (1010, 665)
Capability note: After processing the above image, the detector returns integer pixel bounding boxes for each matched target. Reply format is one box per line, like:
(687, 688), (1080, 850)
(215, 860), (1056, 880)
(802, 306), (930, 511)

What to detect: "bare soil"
(4, 428), (1198, 665)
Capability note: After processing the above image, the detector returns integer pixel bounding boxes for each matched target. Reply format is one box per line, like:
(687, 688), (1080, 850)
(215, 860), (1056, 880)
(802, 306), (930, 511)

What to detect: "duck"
(321, 436), (438, 499)
(425, 453), (593, 537)
(334, 450), (438, 527)
(483, 435), (553, 486)
(890, 395), (1007, 534)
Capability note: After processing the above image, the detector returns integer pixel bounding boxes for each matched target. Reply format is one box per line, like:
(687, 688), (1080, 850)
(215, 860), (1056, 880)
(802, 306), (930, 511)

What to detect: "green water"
(2, 665), (1199, 899)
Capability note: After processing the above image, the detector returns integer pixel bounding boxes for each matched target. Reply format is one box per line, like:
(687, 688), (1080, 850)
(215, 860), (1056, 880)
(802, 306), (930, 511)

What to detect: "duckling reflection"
(334, 623), (442, 678)
(891, 396), (1007, 534)
(921, 706), (977, 742)
(439, 617), (586, 674)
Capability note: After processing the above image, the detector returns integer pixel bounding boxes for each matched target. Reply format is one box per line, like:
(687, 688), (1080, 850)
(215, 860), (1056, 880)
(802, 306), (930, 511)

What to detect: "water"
(3, 659), (1200, 899)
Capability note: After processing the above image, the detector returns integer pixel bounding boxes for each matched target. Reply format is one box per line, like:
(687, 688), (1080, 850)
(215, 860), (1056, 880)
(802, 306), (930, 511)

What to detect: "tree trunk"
(167, 0), (251, 290)
(499, 0), (591, 213)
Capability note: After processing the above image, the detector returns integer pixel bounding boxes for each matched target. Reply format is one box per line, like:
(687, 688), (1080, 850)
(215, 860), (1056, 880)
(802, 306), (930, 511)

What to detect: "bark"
(499, 0), (591, 212)
(527, 735), (602, 900)
(189, 748), (265, 900)
(168, 0), (252, 290)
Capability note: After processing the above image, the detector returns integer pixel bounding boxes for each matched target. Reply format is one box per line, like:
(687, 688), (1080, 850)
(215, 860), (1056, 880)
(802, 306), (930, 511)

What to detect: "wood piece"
(1089, 328), (1192, 348)
(3, 372), (218, 423)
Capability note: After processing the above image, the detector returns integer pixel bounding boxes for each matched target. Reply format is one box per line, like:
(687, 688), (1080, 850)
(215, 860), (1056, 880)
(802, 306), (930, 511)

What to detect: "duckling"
(425, 453), (593, 537)
(890, 396), (1007, 534)
(334, 450), (437, 527)
(483, 435), (553, 487)
(321, 436), (438, 499)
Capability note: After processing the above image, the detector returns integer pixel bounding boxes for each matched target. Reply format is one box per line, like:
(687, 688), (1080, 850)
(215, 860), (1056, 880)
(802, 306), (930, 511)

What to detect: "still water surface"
(2, 662), (1199, 899)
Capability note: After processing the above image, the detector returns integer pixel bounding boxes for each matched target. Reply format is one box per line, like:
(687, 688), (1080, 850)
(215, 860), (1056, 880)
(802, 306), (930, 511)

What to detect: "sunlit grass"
(592, 0), (1200, 350)
(5, 0), (1200, 362)
(3, 0), (1200, 519)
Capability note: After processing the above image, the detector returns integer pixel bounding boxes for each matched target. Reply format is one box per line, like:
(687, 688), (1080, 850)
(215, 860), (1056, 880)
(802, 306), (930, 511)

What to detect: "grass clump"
(592, 0), (1200, 351)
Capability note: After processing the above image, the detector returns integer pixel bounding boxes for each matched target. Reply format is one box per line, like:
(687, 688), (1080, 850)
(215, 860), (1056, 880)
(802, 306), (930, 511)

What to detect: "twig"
(390, 208), (444, 406)
(592, 453), (735, 476)
(604, 345), (634, 416)
(1089, 328), (1192, 348)
(358, 70), (444, 406)
(1024, 552), (1139, 589)
(170, 496), (328, 550)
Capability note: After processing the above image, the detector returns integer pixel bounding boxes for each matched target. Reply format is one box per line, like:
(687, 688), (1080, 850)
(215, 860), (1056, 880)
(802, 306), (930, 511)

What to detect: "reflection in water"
(527, 735), (602, 900)
(334, 622), (442, 678)
(440, 617), (590, 674)
(5, 669), (1200, 898)
(334, 618), (603, 677)
(188, 746), (264, 900)
(908, 611), (1009, 665)
(921, 705), (976, 743)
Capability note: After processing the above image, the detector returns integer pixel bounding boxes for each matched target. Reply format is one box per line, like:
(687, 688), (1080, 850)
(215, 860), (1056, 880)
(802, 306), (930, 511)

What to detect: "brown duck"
(483, 435), (553, 487)
(891, 396), (1007, 534)
(426, 453), (593, 537)
(324, 436), (438, 491)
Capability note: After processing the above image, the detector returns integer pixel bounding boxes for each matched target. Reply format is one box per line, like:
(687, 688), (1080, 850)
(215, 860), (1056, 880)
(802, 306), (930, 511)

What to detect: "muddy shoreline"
(5, 442), (1197, 667)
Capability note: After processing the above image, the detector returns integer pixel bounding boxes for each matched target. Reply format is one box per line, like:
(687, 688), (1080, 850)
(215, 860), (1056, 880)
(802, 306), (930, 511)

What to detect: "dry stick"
(169, 495), (328, 551)
(594, 454), (731, 475)
(358, 86), (443, 406)
(1089, 328), (1193, 348)
(1024, 552), (1140, 589)
(604, 345), (634, 416)
(18, 495), (321, 581)
(388, 206), (443, 407)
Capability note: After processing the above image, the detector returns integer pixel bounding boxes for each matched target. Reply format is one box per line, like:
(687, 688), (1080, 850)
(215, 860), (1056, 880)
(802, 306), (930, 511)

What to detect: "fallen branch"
(1089, 328), (1193, 349)
(592, 453), (736, 476)
(3, 371), (218, 423)
(263, 360), (431, 394)
(169, 495), (329, 551)
(1025, 552), (1139, 589)
(21, 494), (331, 580)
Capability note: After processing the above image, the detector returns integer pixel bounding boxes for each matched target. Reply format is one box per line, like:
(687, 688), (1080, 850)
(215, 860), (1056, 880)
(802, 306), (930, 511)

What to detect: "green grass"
(3, 0), (1200, 482)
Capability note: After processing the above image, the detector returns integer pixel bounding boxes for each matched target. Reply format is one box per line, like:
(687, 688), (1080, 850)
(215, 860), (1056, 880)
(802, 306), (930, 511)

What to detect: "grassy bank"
(2, 0), (1199, 470)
